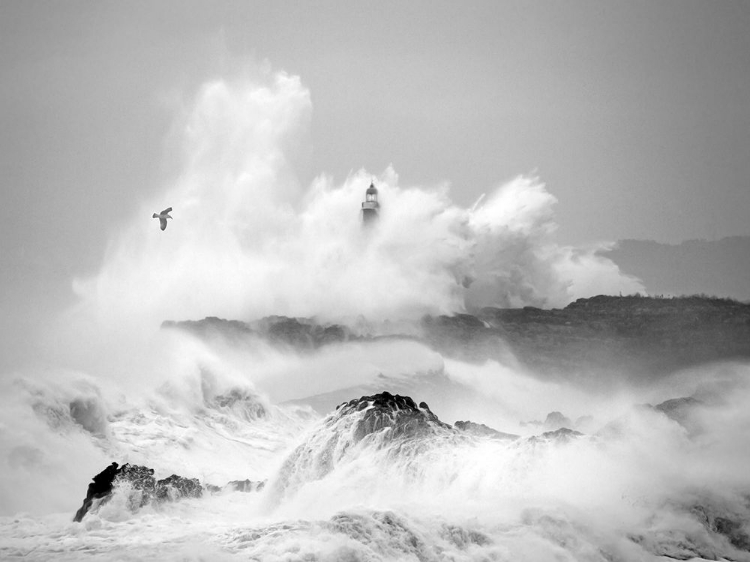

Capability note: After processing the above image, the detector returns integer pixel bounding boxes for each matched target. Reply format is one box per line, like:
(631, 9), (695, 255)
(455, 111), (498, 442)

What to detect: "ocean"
(2, 70), (748, 561)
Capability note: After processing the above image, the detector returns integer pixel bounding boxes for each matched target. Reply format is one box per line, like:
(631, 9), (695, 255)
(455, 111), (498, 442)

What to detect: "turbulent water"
(2, 67), (749, 561)
(2, 331), (750, 561)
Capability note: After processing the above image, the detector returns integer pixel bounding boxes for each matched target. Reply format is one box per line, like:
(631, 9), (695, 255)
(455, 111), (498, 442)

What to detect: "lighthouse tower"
(361, 181), (380, 225)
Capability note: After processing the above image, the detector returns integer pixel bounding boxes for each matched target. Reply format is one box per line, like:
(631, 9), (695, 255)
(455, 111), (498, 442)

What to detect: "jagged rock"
(337, 391), (452, 443)
(118, 463), (157, 507)
(155, 474), (203, 501)
(272, 392), (456, 497)
(73, 462), (120, 522)
(454, 420), (518, 440)
(73, 462), (204, 521)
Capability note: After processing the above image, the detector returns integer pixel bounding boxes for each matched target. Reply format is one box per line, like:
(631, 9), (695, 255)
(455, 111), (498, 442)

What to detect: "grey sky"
(1, 0), (749, 369)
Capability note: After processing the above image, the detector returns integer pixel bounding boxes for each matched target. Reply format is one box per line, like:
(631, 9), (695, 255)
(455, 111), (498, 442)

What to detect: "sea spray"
(43, 67), (643, 378)
(3, 66), (748, 561)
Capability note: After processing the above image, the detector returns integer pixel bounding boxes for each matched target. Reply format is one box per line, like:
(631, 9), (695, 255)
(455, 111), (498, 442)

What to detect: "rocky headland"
(164, 295), (750, 381)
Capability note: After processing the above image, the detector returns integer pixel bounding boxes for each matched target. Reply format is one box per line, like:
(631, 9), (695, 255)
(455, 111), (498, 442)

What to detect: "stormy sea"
(2, 71), (749, 561)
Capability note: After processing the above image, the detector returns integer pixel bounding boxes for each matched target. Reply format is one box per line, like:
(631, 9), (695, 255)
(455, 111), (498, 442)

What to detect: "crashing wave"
(73, 462), (203, 521)
(268, 392), (458, 500)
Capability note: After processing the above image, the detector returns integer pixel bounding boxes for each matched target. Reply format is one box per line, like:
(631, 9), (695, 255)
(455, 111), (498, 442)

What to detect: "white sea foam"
(2, 66), (748, 561)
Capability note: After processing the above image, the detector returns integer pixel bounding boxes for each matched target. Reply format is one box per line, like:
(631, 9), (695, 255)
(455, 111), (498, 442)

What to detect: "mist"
(2, 67), (748, 561)
(40, 67), (642, 376)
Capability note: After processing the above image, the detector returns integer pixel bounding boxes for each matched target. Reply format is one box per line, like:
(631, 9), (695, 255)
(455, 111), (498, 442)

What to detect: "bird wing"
(160, 218), (167, 231)
(161, 207), (172, 214)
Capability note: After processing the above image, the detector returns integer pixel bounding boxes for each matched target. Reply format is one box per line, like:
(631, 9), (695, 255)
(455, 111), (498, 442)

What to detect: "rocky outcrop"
(527, 427), (584, 444)
(454, 420), (518, 440)
(73, 462), (120, 522)
(271, 393), (458, 498)
(335, 392), (452, 443)
(155, 474), (204, 502)
(73, 462), (202, 522)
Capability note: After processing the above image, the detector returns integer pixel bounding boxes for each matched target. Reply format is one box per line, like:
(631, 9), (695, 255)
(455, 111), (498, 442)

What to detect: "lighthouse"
(361, 181), (380, 225)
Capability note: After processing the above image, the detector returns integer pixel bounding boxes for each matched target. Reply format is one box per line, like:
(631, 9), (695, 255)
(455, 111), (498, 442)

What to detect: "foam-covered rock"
(336, 392), (451, 443)
(73, 462), (203, 521)
(271, 392), (456, 498)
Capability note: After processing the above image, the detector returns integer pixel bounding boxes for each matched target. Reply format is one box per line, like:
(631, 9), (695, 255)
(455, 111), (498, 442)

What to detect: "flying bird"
(152, 207), (173, 231)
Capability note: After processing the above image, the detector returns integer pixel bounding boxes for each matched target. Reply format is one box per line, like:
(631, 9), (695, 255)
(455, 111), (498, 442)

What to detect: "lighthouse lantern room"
(361, 181), (380, 225)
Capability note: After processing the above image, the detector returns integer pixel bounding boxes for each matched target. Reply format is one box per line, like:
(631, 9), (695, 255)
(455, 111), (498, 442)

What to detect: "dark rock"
(73, 462), (120, 522)
(118, 463), (157, 507)
(272, 393), (456, 496)
(73, 462), (204, 522)
(336, 391), (452, 443)
(155, 474), (203, 501)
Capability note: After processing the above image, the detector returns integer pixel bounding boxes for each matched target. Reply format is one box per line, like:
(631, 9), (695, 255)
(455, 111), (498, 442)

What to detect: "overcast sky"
(1, 0), (749, 369)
